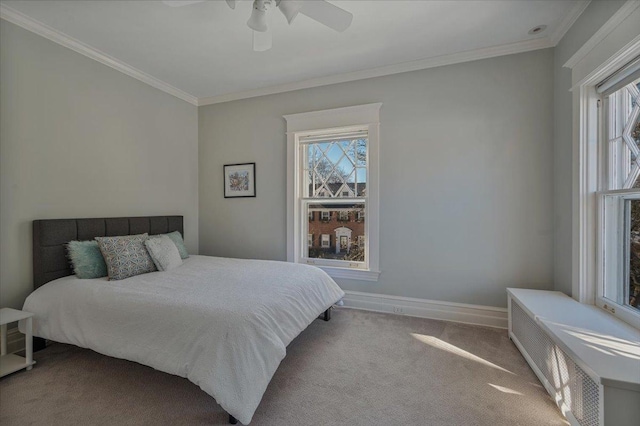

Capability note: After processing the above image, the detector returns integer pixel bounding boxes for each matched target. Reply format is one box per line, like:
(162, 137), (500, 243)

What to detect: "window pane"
(628, 199), (640, 310)
(603, 194), (624, 305)
(305, 203), (365, 263)
(305, 138), (367, 198)
(607, 78), (640, 189)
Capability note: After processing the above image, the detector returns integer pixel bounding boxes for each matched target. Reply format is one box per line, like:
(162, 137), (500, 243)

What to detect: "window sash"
(605, 85), (640, 190)
(301, 134), (368, 200)
(599, 192), (640, 320)
(598, 78), (640, 327)
(301, 199), (367, 269)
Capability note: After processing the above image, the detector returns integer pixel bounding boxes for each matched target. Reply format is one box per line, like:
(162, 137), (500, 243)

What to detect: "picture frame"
(224, 163), (256, 198)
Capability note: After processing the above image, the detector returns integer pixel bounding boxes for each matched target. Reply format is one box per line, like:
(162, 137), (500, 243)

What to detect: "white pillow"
(144, 235), (182, 272)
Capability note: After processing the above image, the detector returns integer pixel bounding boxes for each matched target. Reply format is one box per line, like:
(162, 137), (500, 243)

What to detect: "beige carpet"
(0, 308), (567, 426)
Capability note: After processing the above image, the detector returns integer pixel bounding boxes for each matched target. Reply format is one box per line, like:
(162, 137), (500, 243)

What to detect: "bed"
(24, 216), (345, 425)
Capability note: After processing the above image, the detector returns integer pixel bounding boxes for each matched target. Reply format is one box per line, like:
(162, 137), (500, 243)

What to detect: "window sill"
(318, 266), (380, 282)
(596, 297), (640, 329)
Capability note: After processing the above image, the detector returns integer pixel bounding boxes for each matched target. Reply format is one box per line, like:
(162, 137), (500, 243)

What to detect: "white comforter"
(22, 255), (344, 424)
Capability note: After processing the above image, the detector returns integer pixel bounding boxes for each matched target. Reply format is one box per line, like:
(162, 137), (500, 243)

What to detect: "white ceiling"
(0, 0), (588, 104)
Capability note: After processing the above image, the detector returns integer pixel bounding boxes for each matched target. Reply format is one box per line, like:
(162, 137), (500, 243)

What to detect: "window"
(308, 234), (313, 247)
(304, 134), (366, 263)
(285, 103), (381, 281)
(308, 211), (313, 221)
(598, 67), (640, 326)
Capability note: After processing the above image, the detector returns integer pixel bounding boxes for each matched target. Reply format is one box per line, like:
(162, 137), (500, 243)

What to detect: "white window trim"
(570, 28), (640, 328)
(285, 103), (382, 282)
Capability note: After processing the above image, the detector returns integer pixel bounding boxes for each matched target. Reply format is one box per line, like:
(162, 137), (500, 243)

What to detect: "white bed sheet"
(22, 255), (344, 424)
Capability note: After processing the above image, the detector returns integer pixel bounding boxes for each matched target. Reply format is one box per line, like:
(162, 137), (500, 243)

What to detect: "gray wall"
(199, 49), (554, 308)
(552, 0), (627, 296)
(0, 21), (199, 309)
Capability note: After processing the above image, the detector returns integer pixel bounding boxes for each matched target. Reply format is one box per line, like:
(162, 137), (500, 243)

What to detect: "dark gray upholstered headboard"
(33, 216), (184, 289)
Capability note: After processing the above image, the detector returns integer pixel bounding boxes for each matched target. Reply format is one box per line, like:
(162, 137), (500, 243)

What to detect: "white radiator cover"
(507, 289), (640, 426)
(509, 299), (602, 426)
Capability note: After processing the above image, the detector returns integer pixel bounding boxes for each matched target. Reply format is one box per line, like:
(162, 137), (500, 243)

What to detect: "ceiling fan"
(162, 0), (353, 52)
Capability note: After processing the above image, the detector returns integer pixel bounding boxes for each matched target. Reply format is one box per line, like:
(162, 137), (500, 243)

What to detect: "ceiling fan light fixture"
(253, 30), (272, 52)
(247, 0), (269, 32)
(278, 0), (303, 24)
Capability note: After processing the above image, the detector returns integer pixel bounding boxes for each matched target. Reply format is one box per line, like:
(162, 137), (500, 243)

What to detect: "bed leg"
(229, 414), (238, 424)
(323, 307), (331, 322)
(33, 337), (47, 352)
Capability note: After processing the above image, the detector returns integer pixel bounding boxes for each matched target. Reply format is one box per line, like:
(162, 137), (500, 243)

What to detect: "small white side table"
(0, 308), (36, 377)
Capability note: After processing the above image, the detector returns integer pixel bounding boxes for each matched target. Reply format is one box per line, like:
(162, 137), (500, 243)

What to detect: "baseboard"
(341, 291), (508, 329)
(6, 327), (25, 354)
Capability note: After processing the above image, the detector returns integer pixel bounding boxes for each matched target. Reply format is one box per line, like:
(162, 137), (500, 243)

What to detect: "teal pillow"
(157, 231), (189, 259)
(67, 240), (108, 279)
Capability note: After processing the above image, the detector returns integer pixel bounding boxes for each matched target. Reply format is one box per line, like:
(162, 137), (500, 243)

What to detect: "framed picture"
(224, 163), (256, 198)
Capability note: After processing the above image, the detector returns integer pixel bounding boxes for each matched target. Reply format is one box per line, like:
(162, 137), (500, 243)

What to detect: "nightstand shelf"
(0, 308), (36, 378)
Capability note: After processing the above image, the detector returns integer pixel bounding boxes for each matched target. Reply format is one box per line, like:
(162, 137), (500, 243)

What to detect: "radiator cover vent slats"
(511, 301), (600, 426)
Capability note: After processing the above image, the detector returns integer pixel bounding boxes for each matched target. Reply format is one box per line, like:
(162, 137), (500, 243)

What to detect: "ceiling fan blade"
(253, 29), (272, 52)
(299, 0), (352, 32)
(277, 0), (304, 24)
(162, 1), (206, 7)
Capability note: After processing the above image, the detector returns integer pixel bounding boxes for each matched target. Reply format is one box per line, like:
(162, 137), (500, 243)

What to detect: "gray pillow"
(67, 240), (108, 279)
(95, 233), (157, 280)
(145, 235), (182, 271)
(152, 231), (189, 259)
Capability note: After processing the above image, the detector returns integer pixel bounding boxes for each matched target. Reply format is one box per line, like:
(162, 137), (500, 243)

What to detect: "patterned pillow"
(152, 231), (189, 259)
(95, 233), (157, 280)
(145, 235), (182, 271)
(67, 240), (108, 279)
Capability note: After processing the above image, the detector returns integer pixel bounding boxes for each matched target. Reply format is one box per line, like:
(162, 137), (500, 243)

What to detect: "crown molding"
(563, 0), (640, 69)
(549, 0), (591, 46)
(0, 4), (199, 106)
(198, 37), (554, 106)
